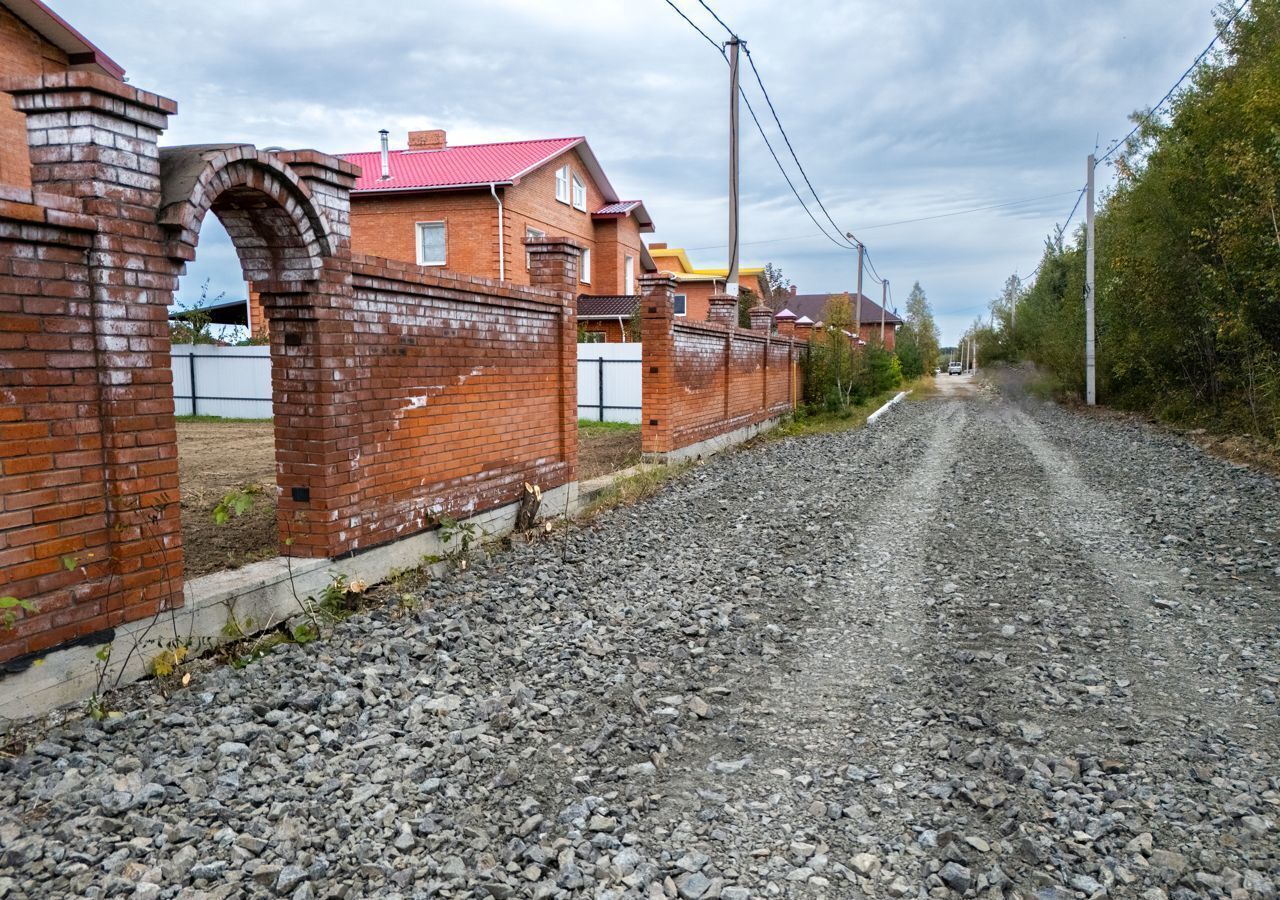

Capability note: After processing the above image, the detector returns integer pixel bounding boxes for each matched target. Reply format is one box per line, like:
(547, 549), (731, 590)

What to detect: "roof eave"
(351, 180), (515, 197)
(9, 0), (125, 79)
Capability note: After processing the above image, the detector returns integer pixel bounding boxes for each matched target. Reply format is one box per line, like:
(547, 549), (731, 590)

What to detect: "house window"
(526, 226), (545, 270)
(555, 166), (571, 204)
(416, 221), (445, 266)
(571, 173), (586, 211)
(624, 255), (635, 294)
(580, 248), (591, 284)
(674, 293), (687, 316)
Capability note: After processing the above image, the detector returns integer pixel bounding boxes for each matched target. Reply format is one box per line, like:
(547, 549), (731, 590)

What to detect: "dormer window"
(555, 165), (571, 204)
(571, 174), (586, 211)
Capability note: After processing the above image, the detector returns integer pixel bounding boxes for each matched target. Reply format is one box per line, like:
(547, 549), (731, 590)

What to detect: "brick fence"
(640, 274), (802, 461)
(0, 72), (581, 665)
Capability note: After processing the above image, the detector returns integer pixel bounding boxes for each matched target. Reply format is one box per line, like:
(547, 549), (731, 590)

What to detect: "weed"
(212, 485), (261, 525)
(582, 463), (691, 519)
(0, 596), (35, 631)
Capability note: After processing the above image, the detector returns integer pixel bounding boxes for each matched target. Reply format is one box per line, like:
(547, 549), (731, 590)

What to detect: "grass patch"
(772, 381), (928, 439)
(176, 414), (268, 424)
(578, 419), (640, 434)
(581, 462), (692, 519)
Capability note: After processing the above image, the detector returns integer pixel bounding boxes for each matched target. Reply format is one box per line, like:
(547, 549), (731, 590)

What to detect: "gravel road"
(2, 384), (1277, 899)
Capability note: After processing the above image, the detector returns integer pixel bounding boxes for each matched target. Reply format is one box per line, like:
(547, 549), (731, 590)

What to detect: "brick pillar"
(707, 293), (737, 327)
(526, 236), (583, 487)
(247, 289), (267, 339)
(775, 309), (797, 337)
(8, 73), (185, 631)
(794, 320), (814, 340)
(748, 304), (772, 333)
(259, 153), (359, 559)
(640, 273), (677, 456)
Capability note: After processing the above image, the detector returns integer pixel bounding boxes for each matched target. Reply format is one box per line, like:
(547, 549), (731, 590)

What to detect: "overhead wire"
(1095, 0), (1250, 165)
(663, 0), (859, 251)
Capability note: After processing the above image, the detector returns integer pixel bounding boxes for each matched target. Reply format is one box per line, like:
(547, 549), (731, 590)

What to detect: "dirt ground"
(176, 420), (278, 578)
(176, 419), (641, 577)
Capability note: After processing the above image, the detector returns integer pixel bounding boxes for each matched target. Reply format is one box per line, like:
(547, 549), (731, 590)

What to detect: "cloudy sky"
(59, 0), (1224, 344)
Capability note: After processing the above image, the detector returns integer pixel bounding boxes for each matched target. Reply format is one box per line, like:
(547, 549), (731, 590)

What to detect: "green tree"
(899, 282), (941, 374)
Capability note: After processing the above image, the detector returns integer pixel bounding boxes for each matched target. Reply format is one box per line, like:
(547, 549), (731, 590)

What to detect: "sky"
(56, 0), (1228, 344)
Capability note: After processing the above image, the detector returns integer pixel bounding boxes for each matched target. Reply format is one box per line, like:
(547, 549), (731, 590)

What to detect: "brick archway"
(158, 144), (336, 287)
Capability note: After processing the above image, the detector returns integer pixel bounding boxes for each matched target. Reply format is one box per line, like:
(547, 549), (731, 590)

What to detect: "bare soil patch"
(578, 422), (641, 480)
(176, 419), (278, 578)
(176, 419), (641, 577)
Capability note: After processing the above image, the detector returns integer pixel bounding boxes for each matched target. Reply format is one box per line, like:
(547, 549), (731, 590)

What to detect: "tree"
(757, 263), (793, 312)
(898, 282), (940, 374)
(169, 279), (231, 345)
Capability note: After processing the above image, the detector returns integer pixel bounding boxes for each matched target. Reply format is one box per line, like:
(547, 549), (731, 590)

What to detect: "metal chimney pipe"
(378, 129), (390, 180)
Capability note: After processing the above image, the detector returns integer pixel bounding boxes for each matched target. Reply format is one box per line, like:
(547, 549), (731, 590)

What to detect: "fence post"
(640, 273), (678, 457)
(188, 351), (198, 417)
(598, 356), (605, 422)
(526, 235), (585, 484)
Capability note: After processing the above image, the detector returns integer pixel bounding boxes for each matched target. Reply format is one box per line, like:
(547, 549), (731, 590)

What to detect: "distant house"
(576, 295), (638, 343)
(647, 244), (765, 322)
(337, 130), (657, 297)
(781, 289), (903, 350)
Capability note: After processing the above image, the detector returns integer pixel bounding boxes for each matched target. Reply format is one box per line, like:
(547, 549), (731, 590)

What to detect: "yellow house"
(647, 244), (765, 321)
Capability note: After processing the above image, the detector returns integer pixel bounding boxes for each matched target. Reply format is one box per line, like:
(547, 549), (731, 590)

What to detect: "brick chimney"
(408, 129), (447, 150)
(789, 285), (797, 296)
(649, 242), (667, 250)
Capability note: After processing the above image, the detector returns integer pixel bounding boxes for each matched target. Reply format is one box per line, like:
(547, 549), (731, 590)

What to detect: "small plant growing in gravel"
(437, 516), (482, 570)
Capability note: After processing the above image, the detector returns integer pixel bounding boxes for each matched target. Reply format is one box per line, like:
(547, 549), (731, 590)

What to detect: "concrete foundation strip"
(867, 390), (911, 425)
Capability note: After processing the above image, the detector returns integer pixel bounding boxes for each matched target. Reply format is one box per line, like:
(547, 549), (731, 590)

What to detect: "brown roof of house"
(577, 295), (638, 319)
(787, 292), (903, 326)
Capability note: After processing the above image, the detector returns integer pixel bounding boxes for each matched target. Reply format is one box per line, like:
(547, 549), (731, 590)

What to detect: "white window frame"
(624, 255), (635, 294)
(571, 173), (586, 211)
(415, 221), (446, 267)
(580, 247), (591, 284)
(525, 226), (545, 270)
(674, 293), (687, 317)
(555, 165), (571, 204)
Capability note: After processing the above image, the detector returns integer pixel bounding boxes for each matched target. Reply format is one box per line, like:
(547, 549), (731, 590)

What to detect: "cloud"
(56, 0), (1225, 342)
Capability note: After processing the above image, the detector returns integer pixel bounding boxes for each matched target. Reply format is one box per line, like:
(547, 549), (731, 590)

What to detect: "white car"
(948, 361), (963, 375)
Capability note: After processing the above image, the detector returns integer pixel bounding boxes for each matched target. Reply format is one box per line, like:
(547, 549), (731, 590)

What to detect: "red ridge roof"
(341, 137), (583, 193)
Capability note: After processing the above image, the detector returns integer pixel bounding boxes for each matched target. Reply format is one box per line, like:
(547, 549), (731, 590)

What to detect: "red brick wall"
(0, 6), (69, 190)
(0, 72), (585, 665)
(640, 275), (800, 456)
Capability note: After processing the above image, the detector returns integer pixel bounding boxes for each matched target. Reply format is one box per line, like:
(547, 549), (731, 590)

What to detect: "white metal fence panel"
(170, 344), (272, 419)
(577, 343), (642, 424)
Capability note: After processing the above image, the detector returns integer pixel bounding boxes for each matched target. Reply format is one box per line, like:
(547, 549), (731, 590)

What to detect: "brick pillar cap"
(525, 235), (587, 253)
(775, 308), (798, 321)
(2, 71), (177, 115)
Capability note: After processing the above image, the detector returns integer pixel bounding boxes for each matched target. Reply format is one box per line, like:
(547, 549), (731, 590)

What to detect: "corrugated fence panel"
(577, 343), (642, 424)
(170, 344), (273, 419)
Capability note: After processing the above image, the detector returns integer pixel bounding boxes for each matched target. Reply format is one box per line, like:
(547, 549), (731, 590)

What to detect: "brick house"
(576, 295), (638, 343)
(781, 289), (902, 350)
(647, 244), (765, 323)
(1, 0), (124, 190)
(336, 130), (655, 295)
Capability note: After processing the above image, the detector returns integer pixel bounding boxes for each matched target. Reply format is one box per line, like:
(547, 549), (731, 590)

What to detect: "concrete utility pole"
(725, 36), (741, 297)
(1085, 154), (1097, 405)
(855, 242), (864, 338)
(880, 279), (888, 343)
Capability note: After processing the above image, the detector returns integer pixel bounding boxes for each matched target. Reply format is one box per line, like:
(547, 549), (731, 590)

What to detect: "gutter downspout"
(618, 315), (627, 343)
(489, 183), (504, 281)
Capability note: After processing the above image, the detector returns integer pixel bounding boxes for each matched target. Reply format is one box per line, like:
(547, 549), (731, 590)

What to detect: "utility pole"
(880, 279), (887, 343)
(855, 242), (863, 339)
(725, 36), (741, 298)
(1085, 154), (1097, 405)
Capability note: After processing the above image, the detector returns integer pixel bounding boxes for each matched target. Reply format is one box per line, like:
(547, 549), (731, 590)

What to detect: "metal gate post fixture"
(188, 352), (198, 417)
(598, 356), (605, 422)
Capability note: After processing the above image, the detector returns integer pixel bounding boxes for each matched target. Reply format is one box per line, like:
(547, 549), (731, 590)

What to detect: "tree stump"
(515, 482), (542, 533)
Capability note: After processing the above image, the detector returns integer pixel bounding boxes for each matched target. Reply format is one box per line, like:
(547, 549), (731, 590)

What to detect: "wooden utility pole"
(1085, 154), (1097, 405)
(725, 36), (741, 298)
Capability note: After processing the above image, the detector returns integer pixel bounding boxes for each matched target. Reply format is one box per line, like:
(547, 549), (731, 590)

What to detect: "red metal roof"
(341, 138), (584, 193)
(593, 201), (640, 216)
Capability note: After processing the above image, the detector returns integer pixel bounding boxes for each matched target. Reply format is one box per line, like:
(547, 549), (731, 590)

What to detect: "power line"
(1096, 0), (1250, 165)
(742, 47), (855, 248)
(661, 0), (857, 251)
